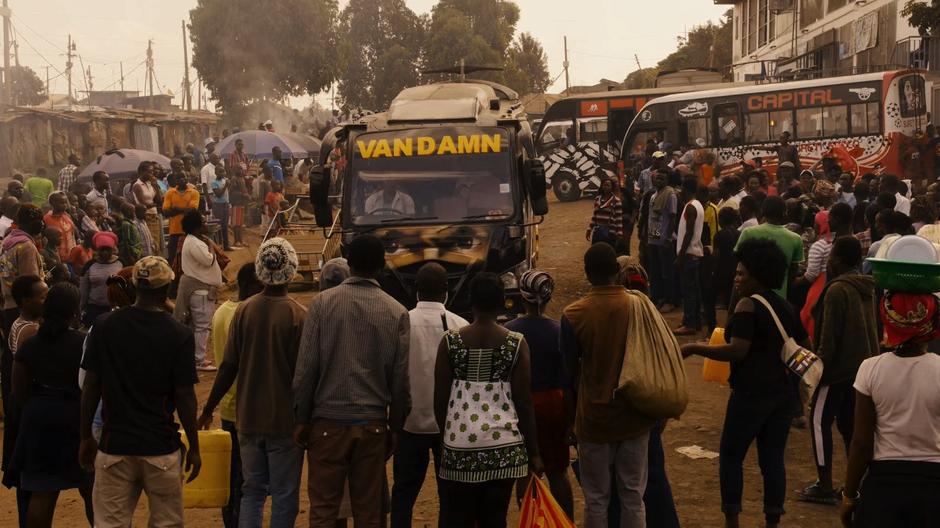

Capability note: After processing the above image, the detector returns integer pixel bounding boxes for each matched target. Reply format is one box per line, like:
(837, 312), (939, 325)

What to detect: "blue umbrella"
(216, 130), (310, 160)
(77, 148), (171, 183)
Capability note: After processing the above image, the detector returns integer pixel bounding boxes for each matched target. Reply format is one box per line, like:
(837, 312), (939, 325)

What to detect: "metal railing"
(892, 36), (940, 71)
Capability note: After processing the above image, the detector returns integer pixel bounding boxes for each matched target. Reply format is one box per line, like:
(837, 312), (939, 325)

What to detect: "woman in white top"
(840, 291), (940, 527)
(173, 210), (222, 372)
(132, 161), (163, 255)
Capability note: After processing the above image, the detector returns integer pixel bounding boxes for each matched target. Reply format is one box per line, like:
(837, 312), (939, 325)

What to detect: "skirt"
(231, 205), (245, 228)
(532, 389), (570, 473)
(11, 391), (92, 492)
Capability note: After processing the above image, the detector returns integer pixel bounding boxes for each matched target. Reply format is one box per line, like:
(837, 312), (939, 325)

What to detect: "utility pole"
(146, 39), (154, 109)
(563, 36), (570, 95)
(2, 0), (11, 106)
(119, 61), (124, 93)
(66, 34), (74, 106)
(197, 77), (201, 110)
(86, 65), (93, 93)
(181, 20), (191, 111)
(634, 54), (644, 87)
(45, 66), (50, 108)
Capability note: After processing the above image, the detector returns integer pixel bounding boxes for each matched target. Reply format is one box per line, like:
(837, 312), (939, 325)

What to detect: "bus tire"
(552, 175), (581, 202)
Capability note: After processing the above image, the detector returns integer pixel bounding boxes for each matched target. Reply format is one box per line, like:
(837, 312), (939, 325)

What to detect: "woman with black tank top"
(681, 238), (810, 528)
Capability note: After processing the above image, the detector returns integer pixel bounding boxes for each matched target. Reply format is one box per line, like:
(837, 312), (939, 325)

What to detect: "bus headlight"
(500, 271), (519, 290)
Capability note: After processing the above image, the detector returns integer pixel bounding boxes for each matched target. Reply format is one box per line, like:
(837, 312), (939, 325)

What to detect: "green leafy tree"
(424, 0), (520, 83)
(189, 0), (340, 112)
(8, 65), (45, 106)
(902, 0), (940, 36)
(657, 10), (732, 72)
(503, 32), (551, 95)
(337, 0), (425, 111)
(623, 67), (660, 89)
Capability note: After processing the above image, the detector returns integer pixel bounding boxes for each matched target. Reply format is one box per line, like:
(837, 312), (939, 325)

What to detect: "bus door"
(712, 102), (742, 167)
(608, 109), (636, 155)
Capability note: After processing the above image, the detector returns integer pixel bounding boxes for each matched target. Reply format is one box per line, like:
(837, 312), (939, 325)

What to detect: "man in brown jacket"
(561, 243), (655, 528)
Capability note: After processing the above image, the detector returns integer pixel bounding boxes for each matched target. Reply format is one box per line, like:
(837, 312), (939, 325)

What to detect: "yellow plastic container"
(702, 328), (730, 385)
(180, 429), (233, 508)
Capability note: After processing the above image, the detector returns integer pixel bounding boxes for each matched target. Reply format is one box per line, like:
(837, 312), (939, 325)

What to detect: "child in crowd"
(68, 232), (95, 277)
(41, 227), (70, 284)
(112, 202), (142, 266)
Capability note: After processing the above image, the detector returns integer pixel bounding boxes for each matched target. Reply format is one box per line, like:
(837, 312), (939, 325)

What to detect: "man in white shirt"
(391, 262), (467, 527)
(365, 182), (415, 216)
(86, 171), (110, 212)
(880, 174), (911, 216)
(201, 153), (222, 196)
(675, 176), (704, 336)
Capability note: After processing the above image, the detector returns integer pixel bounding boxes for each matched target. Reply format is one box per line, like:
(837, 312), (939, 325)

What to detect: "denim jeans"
(238, 433), (303, 528)
(212, 202), (231, 249)
(679, 256), (702, 329)
(719, 390), (791, 524)
(189, 292), (215, 365)
(221, 420), (243, 528)
(390, 432), (441, 528)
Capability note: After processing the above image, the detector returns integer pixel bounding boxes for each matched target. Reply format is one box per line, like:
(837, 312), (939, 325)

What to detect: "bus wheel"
(552, 175), (581, 202)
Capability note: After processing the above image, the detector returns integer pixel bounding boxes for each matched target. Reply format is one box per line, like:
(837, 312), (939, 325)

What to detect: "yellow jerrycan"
(701, 328), (730, 385)
(180, 429), (233, 508)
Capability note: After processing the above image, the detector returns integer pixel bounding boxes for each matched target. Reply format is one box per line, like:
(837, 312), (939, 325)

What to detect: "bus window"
(796, 107), (824, 139)
(713, 103), (742, 147)
(850, 103), (880, 135)
(768, 110), (793, 139)
(608, 109), (636, 152)
(579, 118), (608, 144)
(745, 112), (769, 143)
(679, 118), (709, 147)
(824, 106), (849, 136)
(537, 121), (574, 153)
(624, 129), (663, 159)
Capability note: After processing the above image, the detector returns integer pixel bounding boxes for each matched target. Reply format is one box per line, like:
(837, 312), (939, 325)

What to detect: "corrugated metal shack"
(0, 106), (220, 177)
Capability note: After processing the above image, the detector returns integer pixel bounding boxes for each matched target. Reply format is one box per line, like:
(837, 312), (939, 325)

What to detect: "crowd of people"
(584, 131), (940, 527)
(0, 127), (938, 528)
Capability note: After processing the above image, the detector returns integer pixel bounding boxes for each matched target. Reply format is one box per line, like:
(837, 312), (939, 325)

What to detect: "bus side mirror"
(309, 167), (333, 228)
(525, 159), (549, 216)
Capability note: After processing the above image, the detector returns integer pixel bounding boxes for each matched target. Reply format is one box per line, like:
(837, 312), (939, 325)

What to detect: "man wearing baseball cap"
(80, 256), (202, 527)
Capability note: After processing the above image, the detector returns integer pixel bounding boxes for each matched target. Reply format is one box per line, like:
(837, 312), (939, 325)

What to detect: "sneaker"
(196, 362), (218, 372)
(797, 482), (839, 505)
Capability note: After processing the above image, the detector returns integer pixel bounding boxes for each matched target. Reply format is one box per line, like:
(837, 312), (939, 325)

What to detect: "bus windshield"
(347, 127), (516, 226)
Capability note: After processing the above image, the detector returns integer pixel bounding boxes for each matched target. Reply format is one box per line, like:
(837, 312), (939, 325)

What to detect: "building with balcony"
(719, 0), (929, 82)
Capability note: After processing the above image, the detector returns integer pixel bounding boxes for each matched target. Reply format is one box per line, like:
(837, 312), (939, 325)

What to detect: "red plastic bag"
(518, 476), (575, 528)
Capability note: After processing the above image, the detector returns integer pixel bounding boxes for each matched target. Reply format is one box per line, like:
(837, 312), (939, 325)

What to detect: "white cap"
(695, 137), (706, 147)
(204, 137), (215, 148)
(263, 119), (273, 127)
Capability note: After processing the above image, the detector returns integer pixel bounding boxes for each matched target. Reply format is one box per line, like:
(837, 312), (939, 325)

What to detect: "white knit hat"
(255, 237), (298, 286)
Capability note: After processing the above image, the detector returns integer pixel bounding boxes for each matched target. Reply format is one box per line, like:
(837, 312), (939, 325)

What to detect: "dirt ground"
(0, 195), (845, 527)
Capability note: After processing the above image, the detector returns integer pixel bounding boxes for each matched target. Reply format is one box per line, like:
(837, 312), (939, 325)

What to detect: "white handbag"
(751, 294), (824, 390)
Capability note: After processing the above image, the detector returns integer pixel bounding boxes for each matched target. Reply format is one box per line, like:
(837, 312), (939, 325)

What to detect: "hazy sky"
(9, 0), (728, 109)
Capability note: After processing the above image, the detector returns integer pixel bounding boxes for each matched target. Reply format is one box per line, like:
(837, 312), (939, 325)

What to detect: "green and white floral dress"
(439, 329), (529, 483)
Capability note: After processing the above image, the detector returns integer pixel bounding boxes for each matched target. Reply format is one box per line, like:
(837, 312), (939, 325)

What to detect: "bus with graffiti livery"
(535, 69), (738, 201)
(617, 70), (931, 188)
(309, 80), (548, 316)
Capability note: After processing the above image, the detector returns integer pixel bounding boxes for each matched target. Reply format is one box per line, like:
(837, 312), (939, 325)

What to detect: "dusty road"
(0, 196), (844, 527)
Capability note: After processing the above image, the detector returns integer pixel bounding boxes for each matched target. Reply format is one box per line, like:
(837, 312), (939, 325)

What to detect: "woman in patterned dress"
(433, 272), (543, 528)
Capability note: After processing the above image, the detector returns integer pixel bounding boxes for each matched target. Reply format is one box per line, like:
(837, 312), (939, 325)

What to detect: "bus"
(535, 70), (737, 201)
(310, 80), (548, 316)
(617, 70), (930, 185)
